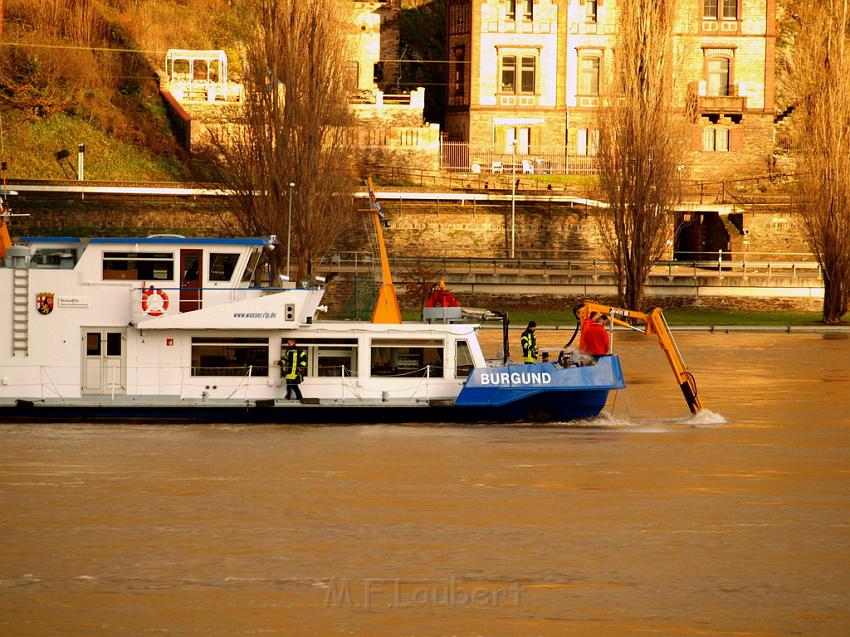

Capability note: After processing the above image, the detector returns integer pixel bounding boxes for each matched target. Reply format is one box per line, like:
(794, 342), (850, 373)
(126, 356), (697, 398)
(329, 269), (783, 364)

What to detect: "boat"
(0, 187), (701, 424)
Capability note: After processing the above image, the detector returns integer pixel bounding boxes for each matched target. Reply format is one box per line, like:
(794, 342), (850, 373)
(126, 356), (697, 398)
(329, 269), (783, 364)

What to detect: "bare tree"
(790, 0), (850, 323)
(595, 0), (684, 309)
(215, 0), (357, 282)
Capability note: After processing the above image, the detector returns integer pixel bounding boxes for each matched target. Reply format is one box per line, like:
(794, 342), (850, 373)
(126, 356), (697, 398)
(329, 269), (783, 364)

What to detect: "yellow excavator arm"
(577, 302), (703, 414)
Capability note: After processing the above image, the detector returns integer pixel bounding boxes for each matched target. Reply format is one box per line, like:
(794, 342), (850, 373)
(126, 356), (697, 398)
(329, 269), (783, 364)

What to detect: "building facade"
(445, 0), (777, 180)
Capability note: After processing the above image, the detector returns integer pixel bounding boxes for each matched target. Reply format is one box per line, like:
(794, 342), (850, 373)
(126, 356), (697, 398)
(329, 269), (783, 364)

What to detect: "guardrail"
(321, 253), (822, 280)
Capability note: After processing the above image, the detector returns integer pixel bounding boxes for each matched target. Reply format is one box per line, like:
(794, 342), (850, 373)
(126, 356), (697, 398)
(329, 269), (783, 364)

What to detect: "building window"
(191, 337), (269, 377)
(520, 56), (535, 93)
(503, 126), (531, 154)
(501, 55), (516, 92)
(578, 56), (600, 96)
(706, 57), (731, 96)
(507, 0), (516, 20)
(500, 55), (536, 94)
(704, 0), (737, 19)
(523, 0), (533, 20)
(102, 252), (174, 281)
(586, 0), (598, 23)
(208, 253), (240, 282)
(703, 127), (730, 152)
(453, 45), (466, 97)
(370, 339), (444, 377)
(576, 129), (600, 156)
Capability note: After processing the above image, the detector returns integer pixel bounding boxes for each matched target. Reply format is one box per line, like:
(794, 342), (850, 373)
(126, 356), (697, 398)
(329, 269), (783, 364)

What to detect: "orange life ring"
(141, 287), (170, 317)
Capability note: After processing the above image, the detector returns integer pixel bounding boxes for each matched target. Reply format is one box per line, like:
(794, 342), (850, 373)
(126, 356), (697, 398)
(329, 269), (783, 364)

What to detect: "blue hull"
(455, 356), (626, 421)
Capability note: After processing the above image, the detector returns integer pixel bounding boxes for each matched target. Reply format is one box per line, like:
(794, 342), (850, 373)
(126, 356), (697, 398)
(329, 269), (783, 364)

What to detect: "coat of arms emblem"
(36, 292), (55, 315)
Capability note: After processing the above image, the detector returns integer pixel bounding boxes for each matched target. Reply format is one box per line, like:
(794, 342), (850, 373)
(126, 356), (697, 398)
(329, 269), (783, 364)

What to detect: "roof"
(18, 237), (81, 243)
(91, 237), (272, 246)
(19, 237), (272, 246)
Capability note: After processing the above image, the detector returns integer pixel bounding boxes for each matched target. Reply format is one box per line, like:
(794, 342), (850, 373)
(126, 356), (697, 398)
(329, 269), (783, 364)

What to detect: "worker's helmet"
(528, 321), (537, 328)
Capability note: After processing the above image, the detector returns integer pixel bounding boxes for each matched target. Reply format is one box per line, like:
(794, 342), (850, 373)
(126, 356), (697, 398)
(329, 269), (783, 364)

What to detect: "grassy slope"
(2, 110), (188, 181)
(0, 0), (245, 182)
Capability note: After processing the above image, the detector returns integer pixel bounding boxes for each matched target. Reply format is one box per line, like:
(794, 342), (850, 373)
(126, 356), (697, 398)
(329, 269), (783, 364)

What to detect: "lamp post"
(510, 140), (517, 259)
(286, 182), (295, 278)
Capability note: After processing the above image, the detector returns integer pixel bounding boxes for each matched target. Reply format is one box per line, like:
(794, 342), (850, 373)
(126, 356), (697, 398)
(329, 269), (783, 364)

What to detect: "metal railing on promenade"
(322, 250), (822, 281)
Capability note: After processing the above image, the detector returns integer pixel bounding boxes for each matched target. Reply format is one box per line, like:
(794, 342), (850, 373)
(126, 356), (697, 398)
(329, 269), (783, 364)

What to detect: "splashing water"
(681, 408), (727, 426)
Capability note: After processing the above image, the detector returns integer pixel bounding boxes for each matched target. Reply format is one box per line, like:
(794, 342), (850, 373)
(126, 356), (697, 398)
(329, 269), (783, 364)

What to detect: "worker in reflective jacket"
(520, 321), (539, 364)
(281, 338), (307, 401)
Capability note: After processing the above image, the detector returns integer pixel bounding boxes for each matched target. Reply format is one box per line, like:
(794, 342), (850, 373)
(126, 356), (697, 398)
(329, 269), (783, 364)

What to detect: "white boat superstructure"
(0, 236), (487, 406)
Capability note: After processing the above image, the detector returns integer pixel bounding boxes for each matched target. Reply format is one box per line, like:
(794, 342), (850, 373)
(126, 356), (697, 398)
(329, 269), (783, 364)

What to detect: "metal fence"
(441, 142), (599, 175)
(321, 251), (822, 280)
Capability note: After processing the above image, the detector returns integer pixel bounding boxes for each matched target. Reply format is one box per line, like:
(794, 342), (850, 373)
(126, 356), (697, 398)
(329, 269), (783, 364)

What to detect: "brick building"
(348, 0), (402, 93)
(444, 0), (777, 181)
(347, 0), (442, 172)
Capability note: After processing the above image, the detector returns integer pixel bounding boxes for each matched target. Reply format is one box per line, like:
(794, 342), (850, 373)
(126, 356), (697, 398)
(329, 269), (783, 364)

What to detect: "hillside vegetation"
(0, 0), (241, 180)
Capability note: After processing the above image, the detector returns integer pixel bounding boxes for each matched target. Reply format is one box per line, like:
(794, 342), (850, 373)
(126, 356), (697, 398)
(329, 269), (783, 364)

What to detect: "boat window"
(285, 338), (358, 377)
(103, 252), (174, 281)
(31, 248), (78, 269)
(209, 253), (240, 282)
(241, 250), (273, 286)
(106, 333), (122, 356)
(455, 340), (475, 377)
(191, 337), (269, 377)
(86, 333), (101, 356)
(370, 339), (444, 377)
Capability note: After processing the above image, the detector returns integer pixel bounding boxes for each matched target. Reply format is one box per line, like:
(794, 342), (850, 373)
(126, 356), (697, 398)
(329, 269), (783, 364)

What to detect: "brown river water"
(1, 332), (849, 636)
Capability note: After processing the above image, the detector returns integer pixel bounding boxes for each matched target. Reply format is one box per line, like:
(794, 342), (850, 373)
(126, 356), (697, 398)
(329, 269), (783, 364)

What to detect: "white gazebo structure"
(164, 49), (241, 103)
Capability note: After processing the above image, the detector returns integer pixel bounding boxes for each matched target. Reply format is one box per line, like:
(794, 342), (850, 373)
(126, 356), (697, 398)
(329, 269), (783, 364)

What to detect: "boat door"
(180, 249), (203, 312)
(81, 329), (127, 395)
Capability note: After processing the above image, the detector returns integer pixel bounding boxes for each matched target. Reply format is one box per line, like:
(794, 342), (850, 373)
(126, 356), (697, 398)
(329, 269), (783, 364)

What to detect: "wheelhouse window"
(370, 339), (444, 377)
(191, 337), (269, 376)
(455, 340), (475, 377)
(707, 57), (731, 96)
(102, 252), (174, 281)
(578, 56), (600, 96)
(31, 248), (78, 269)
(209, 253), (240, 282)
(294, 337), (359, 377)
